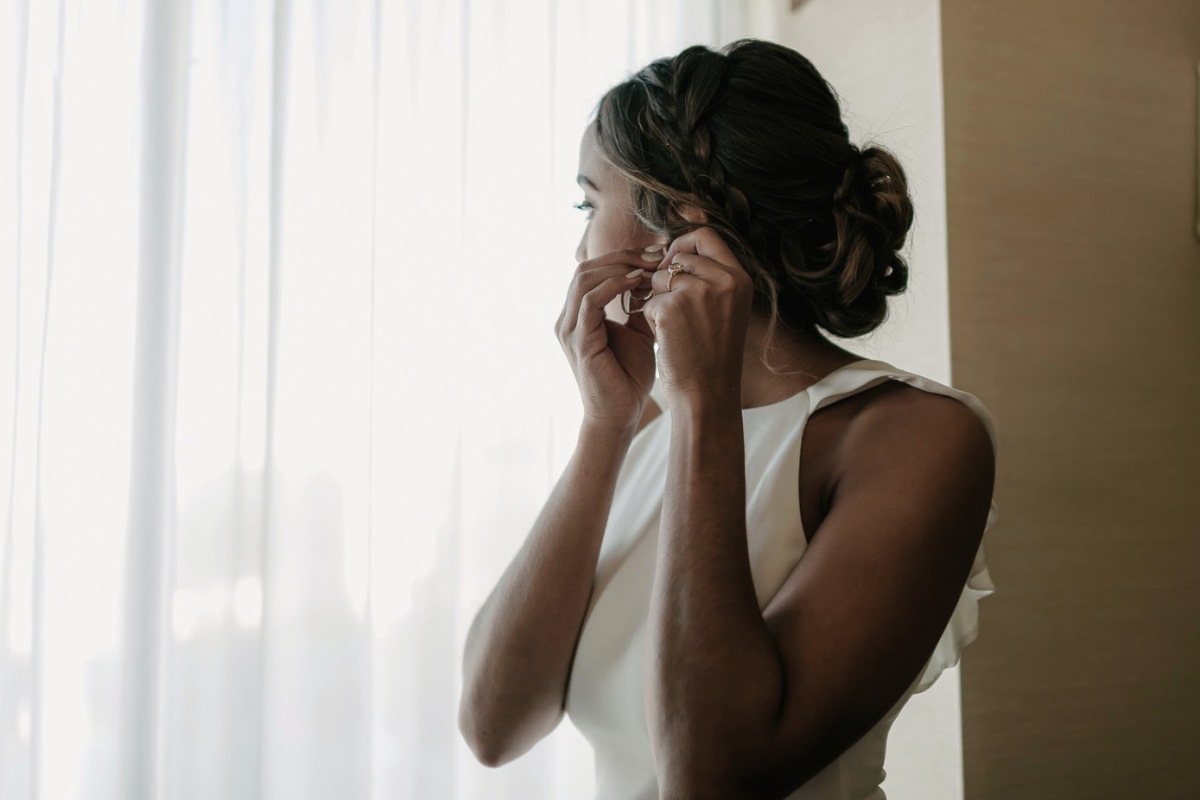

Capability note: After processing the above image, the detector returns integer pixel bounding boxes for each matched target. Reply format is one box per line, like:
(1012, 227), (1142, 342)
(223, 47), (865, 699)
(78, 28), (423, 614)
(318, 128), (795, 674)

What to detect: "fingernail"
(626, 268), (645, 279)
(643, 244), (664, 253)
(640, 251), (663, 262)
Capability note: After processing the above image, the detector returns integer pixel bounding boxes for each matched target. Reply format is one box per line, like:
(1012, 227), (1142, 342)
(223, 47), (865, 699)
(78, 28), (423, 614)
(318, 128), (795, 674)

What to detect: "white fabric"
(566, 359), (997, 800)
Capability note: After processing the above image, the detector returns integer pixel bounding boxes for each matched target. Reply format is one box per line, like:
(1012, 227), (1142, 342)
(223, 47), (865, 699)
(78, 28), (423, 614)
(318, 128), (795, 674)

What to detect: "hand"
(642, 228), (754, 408)
(556, 249), (658, 433)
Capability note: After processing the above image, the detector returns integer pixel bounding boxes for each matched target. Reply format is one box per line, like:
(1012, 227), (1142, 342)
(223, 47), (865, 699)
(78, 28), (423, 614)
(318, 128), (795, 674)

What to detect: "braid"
(620, 47), (734, 221)
(667, 47), (727, 194)
(659, 50), (783, 324)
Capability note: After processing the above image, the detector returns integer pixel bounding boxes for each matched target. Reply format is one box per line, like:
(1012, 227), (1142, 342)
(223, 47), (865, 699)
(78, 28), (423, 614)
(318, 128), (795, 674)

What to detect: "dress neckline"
(740, 358), (883, 415)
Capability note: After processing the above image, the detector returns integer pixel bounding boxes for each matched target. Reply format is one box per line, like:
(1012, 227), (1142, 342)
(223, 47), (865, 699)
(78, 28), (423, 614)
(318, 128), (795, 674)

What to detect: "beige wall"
(940, 2), (1200, 798)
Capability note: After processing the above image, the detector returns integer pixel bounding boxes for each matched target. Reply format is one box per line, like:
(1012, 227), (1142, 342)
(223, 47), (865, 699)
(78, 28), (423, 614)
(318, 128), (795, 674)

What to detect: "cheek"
(593, 213), (648, 255)
(577, 207), (654, 263)
(579, 220), (611, 262)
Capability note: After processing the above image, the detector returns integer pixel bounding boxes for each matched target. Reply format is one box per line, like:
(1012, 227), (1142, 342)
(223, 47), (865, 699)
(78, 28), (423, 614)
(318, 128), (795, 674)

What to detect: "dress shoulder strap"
(807, 359), (999, 456)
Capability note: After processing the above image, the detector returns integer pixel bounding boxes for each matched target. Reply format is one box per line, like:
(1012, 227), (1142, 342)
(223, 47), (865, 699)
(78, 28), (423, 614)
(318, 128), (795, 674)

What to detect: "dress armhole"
(634, 379), (666, 436)
(647, 376), (667, 413)
(905, 380), (998, 693)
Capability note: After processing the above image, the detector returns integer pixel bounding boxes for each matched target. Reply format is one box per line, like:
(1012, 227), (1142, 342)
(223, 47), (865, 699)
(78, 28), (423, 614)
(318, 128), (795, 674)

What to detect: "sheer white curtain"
(0, 1), (747, 798)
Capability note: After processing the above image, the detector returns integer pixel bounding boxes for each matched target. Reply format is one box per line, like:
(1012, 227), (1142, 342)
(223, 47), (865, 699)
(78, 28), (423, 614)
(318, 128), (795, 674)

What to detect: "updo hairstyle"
(593, 39), (914, 344)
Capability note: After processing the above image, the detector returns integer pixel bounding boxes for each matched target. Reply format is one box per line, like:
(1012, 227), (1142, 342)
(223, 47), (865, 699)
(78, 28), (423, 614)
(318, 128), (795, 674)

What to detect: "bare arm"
(458, 419), (637, 766)
(458, 245), (661, 767)
(647, 390), (994, 798)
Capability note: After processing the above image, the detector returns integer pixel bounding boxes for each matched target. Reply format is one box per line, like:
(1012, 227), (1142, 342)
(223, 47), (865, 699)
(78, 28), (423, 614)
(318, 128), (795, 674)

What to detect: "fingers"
(557, 236), (744, 344)
(576, 271), (647, 335)
(648, 258), (696, 295)
(575, 247), (661, 275)
(557, 248), (652, 334)
(658, 227), (740, 277)
(645, 228), (750, 301)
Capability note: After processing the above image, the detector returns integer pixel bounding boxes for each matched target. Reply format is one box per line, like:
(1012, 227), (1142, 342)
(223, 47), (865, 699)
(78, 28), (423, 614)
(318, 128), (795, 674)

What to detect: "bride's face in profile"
(574, 125), (663, 264)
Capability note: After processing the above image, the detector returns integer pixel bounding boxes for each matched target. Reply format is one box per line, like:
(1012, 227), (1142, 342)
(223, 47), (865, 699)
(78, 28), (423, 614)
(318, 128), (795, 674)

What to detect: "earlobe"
(675, 203), (709, 224)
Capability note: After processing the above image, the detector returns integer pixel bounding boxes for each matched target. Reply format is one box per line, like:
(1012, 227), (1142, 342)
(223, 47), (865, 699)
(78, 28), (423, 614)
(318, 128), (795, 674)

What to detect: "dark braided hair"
(593, 39), (913, 345)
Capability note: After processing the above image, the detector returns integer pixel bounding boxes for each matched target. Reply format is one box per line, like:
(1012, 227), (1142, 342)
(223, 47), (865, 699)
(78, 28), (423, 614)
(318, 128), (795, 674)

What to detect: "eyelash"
(573, 200), (595, 220)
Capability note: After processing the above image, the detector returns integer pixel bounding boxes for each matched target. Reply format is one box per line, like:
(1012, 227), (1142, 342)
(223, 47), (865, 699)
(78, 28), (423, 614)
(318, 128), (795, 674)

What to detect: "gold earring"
(621, 288), (654, 315)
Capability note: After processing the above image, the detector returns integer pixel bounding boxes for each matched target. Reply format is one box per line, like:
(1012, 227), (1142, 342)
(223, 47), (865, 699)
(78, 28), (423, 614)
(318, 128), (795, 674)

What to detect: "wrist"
(578, 417), (639, 449)
(667, 383), (742, 421)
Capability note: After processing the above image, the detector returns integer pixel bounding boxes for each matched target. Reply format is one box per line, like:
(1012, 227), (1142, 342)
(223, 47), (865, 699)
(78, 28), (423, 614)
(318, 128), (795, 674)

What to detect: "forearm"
(459, 421), (634, 766)
(647, 400), (785, 793)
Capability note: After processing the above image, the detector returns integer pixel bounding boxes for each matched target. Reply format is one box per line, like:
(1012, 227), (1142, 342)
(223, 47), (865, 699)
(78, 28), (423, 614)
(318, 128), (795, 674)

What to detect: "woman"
(459, 39), (996, 800)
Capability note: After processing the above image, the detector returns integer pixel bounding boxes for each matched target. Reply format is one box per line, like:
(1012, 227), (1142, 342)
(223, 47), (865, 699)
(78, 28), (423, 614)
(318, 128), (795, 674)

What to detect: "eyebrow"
(576, 174), (598, 191)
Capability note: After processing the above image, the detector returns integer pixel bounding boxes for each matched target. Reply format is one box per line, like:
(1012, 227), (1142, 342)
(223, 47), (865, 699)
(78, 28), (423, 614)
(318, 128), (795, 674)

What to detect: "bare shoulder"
(846, 379), (992, 448)
(833, 379), (995, 500)
(799, 377), (994, 541)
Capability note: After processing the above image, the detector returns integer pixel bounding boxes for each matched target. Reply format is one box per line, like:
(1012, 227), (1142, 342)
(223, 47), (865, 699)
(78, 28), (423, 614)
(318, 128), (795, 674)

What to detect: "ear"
(675, 202), (709, 224)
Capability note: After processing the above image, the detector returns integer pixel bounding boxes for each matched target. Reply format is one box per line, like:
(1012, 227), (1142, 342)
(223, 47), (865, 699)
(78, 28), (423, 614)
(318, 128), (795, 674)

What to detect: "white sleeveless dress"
(565, 359), (997, 800)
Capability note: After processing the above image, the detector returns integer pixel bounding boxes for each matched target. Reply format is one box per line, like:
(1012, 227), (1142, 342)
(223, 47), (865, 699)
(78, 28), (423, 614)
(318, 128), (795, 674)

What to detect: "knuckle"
(579, 290), (600, 311)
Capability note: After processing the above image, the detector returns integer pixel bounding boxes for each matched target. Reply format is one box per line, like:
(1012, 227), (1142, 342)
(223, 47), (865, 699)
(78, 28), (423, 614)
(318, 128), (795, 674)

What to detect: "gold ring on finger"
(665, 262), (685, 292)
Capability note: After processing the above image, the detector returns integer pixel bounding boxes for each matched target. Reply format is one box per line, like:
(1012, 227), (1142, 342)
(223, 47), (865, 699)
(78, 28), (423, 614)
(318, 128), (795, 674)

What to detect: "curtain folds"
(1, 1), (742, 797)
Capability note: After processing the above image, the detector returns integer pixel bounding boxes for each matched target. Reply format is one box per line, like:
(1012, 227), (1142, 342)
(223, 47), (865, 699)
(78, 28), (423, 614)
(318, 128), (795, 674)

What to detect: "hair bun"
(833, 147), (913, 251)
(814, 146), (913, 337)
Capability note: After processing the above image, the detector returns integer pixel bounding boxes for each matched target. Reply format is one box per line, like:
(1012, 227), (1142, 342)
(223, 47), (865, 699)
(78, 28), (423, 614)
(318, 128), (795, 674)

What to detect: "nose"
(574, 230), (587, 264)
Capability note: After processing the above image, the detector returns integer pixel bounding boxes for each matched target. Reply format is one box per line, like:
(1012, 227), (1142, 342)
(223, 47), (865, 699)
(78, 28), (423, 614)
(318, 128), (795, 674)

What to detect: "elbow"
(463, 736), (509, 770)
(458, 690), (556, 768)
(458, 648), (568, 768)
(458, 698), (514, 768)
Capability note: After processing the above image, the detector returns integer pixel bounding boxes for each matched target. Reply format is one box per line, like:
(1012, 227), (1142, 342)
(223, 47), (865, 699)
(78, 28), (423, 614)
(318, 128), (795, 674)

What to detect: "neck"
(737, 317), (863, 409)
